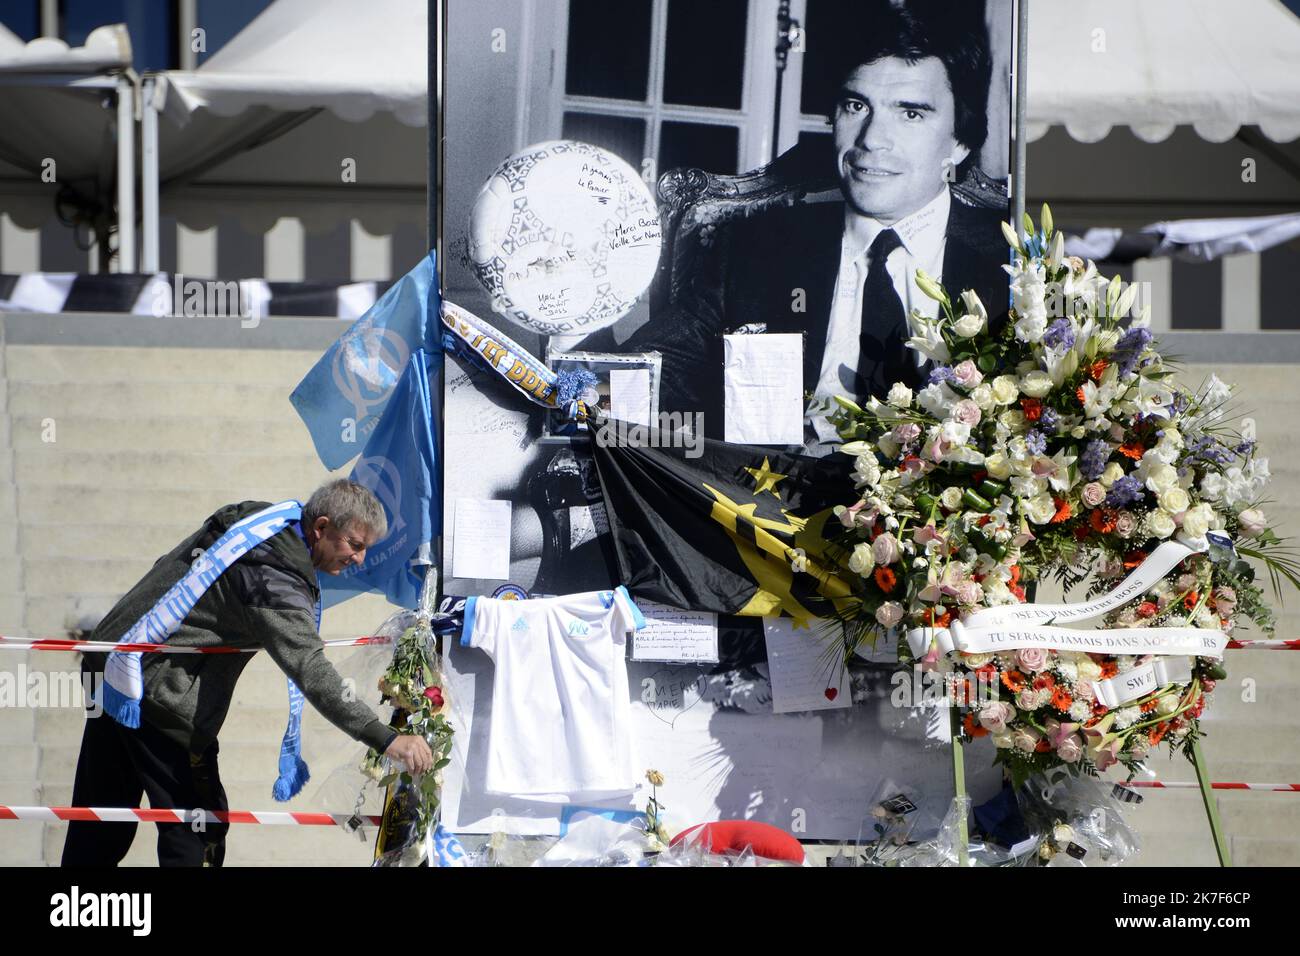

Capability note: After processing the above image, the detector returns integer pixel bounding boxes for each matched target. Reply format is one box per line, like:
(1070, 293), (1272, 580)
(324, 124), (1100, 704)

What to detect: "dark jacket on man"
(82, 499), (396, 755)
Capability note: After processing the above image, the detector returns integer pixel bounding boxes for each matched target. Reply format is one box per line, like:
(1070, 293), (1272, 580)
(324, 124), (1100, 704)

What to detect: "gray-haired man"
(62, 479), (433, 867)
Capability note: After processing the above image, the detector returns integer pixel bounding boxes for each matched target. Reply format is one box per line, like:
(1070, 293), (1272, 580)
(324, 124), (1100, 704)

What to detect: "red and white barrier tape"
(0, 635), (391, 654)
(0, 805), (383, 826)
(1225, 639), (1300, 650)
(1122, 781), (1300, 792)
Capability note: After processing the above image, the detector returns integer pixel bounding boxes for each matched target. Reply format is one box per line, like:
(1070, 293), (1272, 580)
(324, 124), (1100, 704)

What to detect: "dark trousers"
(61, 711), (230, 867)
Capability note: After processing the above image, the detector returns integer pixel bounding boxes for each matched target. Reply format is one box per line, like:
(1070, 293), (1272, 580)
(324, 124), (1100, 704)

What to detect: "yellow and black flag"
(588, 424), (858, 625)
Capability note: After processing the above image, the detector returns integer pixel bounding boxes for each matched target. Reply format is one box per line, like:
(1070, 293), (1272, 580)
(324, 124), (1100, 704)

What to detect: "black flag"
(588, 422), (858, 624)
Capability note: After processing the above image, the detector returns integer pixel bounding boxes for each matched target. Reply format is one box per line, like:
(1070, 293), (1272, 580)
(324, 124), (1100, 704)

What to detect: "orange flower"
(1009, 565), (1022, 586)
(962, 713), (989, 738)
(1089, 360), (1108, 381)
(873, 566), (897, 593)
(1052, 686), (1074, 711)
(1034, 737), (1053, 753)
(1050, 497), (1071, 523)
(1149, 724), (1168, 745)
(1020, 398), (1043, 422)
(1002, 670), (1027, 693)
(1184, 591), (1200, 611)
(1140, 698), (1160, 713)
(1032, 673), (1056, 692)
(1076, 386), (1087, 405)
(1089, 508), (1118, 533)
(1100, 661), (1119, 679)
(1118, 440), (1145, 460)
(1123, 550), (1148, 570)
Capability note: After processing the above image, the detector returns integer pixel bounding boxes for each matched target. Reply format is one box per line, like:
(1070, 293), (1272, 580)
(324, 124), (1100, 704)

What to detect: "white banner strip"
(907, 620), (1228, 660)
(1092, 656), (1194, 708)
(961, 539), (1205, 630)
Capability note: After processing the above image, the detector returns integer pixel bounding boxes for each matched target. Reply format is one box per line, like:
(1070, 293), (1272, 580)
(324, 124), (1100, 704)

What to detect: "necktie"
(855, 228), (915, 399)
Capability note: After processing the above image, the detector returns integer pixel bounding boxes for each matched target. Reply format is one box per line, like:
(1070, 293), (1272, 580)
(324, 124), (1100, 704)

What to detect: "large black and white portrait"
(443, 0), (1014, 597)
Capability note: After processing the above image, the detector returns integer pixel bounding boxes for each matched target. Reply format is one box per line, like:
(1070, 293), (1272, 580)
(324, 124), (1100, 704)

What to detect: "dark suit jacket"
(606, 194), (1010, 440)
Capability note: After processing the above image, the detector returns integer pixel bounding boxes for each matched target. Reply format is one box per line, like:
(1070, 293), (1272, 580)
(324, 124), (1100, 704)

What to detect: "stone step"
(13, 449), (341, 492)
(0, 742), (39, 780)
(9, 415), (313, 456)
(0, 591), (25, 632)
(16, 486), (307, 530)
(4, 345), (320, 386)
(0, 823), (45, 866)
(0, 705), (36, 744)
(8, 381), (296, 419)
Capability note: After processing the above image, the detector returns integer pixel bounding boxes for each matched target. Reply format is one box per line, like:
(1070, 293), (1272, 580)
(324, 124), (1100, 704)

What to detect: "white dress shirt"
(812, 185), (952, 403)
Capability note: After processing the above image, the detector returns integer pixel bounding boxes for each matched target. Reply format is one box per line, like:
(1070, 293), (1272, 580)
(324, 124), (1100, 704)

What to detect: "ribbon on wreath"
(905, 532), (1235, 665)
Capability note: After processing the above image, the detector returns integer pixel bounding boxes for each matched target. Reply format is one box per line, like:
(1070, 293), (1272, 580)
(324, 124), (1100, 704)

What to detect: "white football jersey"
(460, 586), (646, 796)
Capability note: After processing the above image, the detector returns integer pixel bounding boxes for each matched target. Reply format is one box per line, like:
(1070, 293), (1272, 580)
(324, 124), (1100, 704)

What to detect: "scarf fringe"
(272, 756), (311, 802)
(101, 680), (142, 728)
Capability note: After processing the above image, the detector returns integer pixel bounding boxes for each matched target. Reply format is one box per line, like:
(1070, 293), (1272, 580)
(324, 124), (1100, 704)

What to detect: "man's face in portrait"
(833, 55), (970, 224)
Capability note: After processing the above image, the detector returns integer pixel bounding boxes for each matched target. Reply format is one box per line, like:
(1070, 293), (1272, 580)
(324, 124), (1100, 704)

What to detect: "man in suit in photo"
(603, 5), (1009, 444)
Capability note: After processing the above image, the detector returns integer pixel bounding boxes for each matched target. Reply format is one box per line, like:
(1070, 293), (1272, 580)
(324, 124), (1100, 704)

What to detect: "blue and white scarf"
(100, 499), (318, 802)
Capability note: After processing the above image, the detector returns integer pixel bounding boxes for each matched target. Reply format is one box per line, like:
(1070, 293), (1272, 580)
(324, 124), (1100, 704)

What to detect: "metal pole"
(115, 74), (137, 273)
(1011, 0), (1029, 236)
(141, 77), (160, 274)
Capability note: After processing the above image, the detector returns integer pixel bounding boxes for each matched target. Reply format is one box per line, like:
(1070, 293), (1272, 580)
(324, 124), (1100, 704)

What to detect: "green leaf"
(434, 757), (451, 770)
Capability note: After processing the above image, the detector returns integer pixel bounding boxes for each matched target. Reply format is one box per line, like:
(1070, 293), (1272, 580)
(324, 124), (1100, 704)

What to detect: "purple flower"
(1039, 407), (1059, 434)
(1025, 430), (1047, 454)
(1112, 327), (1153, 377)
(1105, 474), (1144, 508)
(1042, 319), (1075, 350)
(928, 365), (956, 385)
(1080, 439), (1111, 481)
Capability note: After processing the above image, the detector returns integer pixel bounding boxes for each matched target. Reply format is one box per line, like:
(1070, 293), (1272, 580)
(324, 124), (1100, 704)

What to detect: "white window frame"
(536, 0), (784, 178)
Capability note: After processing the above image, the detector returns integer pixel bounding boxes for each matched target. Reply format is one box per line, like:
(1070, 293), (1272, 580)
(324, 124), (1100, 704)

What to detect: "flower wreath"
(821, 206), (1299, 786)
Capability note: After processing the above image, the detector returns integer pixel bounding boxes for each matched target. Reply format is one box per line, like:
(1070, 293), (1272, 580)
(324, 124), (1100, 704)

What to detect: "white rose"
(1158, 487), (1190, 514)
(970, 384), (995, 411)
(1147, 510), (1176, 539)
(1181, 505), (1212, 540)
(990, 376), (1020, 405)
(1076, 659), (1102, 681)
(999, 410), (1027, 432)
(1024, 493), (1058, 525)
(887, 382), (913, 408)
(1145, 463), (1179, 494)
(875, 601), (904, 628)
(1237, 508), (1267, 537)
(1100, 462), (1125, 488)
(940, 486), (964, 510)
(1019, 370), (1054, 398)
(848, 542), (876, 576)
(984, 453), (1012, 480)
(952, 312), (985, 338)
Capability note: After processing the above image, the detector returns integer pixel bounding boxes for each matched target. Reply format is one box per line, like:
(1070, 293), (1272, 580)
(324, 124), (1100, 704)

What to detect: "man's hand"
(384, 734), (434, 774)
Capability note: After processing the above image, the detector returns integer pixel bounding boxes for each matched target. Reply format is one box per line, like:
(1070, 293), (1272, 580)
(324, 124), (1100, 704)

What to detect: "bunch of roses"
(820, 206), (1292, 780)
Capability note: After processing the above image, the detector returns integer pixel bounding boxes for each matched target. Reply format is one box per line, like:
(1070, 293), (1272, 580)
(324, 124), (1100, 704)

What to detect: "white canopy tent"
(143, 0), (428, 274)
(0, 23), (138, 271)
(1026, 0), (1300, 144)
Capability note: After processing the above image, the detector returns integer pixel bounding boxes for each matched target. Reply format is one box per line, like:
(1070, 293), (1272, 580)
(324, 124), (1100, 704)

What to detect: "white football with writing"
(468, 140), (663, 336)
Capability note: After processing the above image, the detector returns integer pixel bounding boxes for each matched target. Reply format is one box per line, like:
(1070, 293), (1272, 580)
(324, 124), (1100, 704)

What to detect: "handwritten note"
(762, 618), (850, 714)
(451, 498), (512, 581)
(609, 367), (652, 426)
(723, 333), (803, 445)
(631, 601), (719, 663)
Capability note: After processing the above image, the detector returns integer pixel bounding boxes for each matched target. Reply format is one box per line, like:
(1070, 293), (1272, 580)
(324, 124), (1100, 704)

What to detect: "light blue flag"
(291, 251), (440, 470)
(321, 349), (439, 609)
